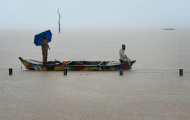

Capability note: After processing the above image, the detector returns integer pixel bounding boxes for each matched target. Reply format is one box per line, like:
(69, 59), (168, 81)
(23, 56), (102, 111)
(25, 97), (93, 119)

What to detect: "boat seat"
(64, 61), (73, 65)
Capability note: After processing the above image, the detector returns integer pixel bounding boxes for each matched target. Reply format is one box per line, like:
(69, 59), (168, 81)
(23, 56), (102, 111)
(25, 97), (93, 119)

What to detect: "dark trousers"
(119, 59), (130, 65)
(42, 48), (48, 64)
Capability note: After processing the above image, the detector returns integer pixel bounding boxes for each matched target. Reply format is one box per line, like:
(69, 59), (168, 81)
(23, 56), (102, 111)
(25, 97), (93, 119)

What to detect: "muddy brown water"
(0, 27), (190, 119)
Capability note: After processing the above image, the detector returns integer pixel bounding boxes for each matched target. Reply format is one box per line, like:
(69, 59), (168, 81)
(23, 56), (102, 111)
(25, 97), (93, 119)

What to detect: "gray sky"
(0, 0), (190, 29)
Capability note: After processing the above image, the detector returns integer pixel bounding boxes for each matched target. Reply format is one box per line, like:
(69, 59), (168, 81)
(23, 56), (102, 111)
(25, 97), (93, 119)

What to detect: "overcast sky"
(0, 0), (190, 30)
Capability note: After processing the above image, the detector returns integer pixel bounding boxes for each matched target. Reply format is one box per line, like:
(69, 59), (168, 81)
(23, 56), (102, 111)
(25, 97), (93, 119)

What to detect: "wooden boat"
(19, 57), (136, 71)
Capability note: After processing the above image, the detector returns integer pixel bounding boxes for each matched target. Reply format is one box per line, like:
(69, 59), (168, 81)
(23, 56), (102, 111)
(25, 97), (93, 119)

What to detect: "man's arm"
(47, 44), (50, 50)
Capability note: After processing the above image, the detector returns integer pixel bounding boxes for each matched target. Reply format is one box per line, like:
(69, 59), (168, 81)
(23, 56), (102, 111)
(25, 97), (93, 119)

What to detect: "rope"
(0, 68), (190, 75)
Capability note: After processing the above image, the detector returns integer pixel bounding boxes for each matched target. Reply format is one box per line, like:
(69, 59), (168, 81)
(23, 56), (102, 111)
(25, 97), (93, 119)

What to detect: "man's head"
(43, 34), (46, 39)
(122, 44), (125, 50)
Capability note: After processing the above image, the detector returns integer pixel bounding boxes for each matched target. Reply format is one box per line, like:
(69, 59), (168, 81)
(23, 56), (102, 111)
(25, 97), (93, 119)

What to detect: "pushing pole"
(179, 69), (183, 76)
(64, 68), (67, 75)
(9, 68), (13, 75)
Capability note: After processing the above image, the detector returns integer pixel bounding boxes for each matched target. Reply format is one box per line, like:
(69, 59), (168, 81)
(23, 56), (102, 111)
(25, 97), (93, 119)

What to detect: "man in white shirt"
(119, 44), (130, 65)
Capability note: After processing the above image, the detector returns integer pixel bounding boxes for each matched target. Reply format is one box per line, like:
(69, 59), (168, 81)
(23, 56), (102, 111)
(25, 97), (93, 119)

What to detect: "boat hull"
(19, 57), (136, 71)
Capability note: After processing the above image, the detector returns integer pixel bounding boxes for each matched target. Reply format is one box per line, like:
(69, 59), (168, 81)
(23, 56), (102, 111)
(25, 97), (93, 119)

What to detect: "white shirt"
(119, 48), (126, 61)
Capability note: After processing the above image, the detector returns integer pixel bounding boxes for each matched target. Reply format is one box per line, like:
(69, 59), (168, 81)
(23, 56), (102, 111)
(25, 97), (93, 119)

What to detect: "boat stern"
(129, 60), (136, 69)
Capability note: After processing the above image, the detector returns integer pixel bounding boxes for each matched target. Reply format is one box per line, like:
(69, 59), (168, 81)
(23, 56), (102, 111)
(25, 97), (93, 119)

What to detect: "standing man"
(41, 34), (50, 64)
(119, 44), (130, 65)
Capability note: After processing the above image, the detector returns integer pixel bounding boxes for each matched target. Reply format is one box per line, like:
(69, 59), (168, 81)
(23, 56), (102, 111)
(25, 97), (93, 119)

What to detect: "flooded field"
(0, 27), (190, 119)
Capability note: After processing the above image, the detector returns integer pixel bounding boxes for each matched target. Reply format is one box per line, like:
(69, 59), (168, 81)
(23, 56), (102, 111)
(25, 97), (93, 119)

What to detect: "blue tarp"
(34, 30), (52, 46)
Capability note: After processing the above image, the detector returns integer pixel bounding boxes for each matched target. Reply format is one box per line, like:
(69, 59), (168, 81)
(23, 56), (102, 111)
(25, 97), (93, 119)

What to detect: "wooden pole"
(179, 69), (183, 76)
(120, 70), (123, 76)
(9, 68), (12, 75)
(64, 68), (67, 75)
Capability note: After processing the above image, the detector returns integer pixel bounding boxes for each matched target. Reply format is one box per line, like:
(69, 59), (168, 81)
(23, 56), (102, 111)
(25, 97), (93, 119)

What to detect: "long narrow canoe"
(19, 57), (136, 71)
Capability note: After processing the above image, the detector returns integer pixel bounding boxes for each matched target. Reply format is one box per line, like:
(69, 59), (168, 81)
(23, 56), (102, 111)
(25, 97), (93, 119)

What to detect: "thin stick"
(57, 8), (61, 33)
